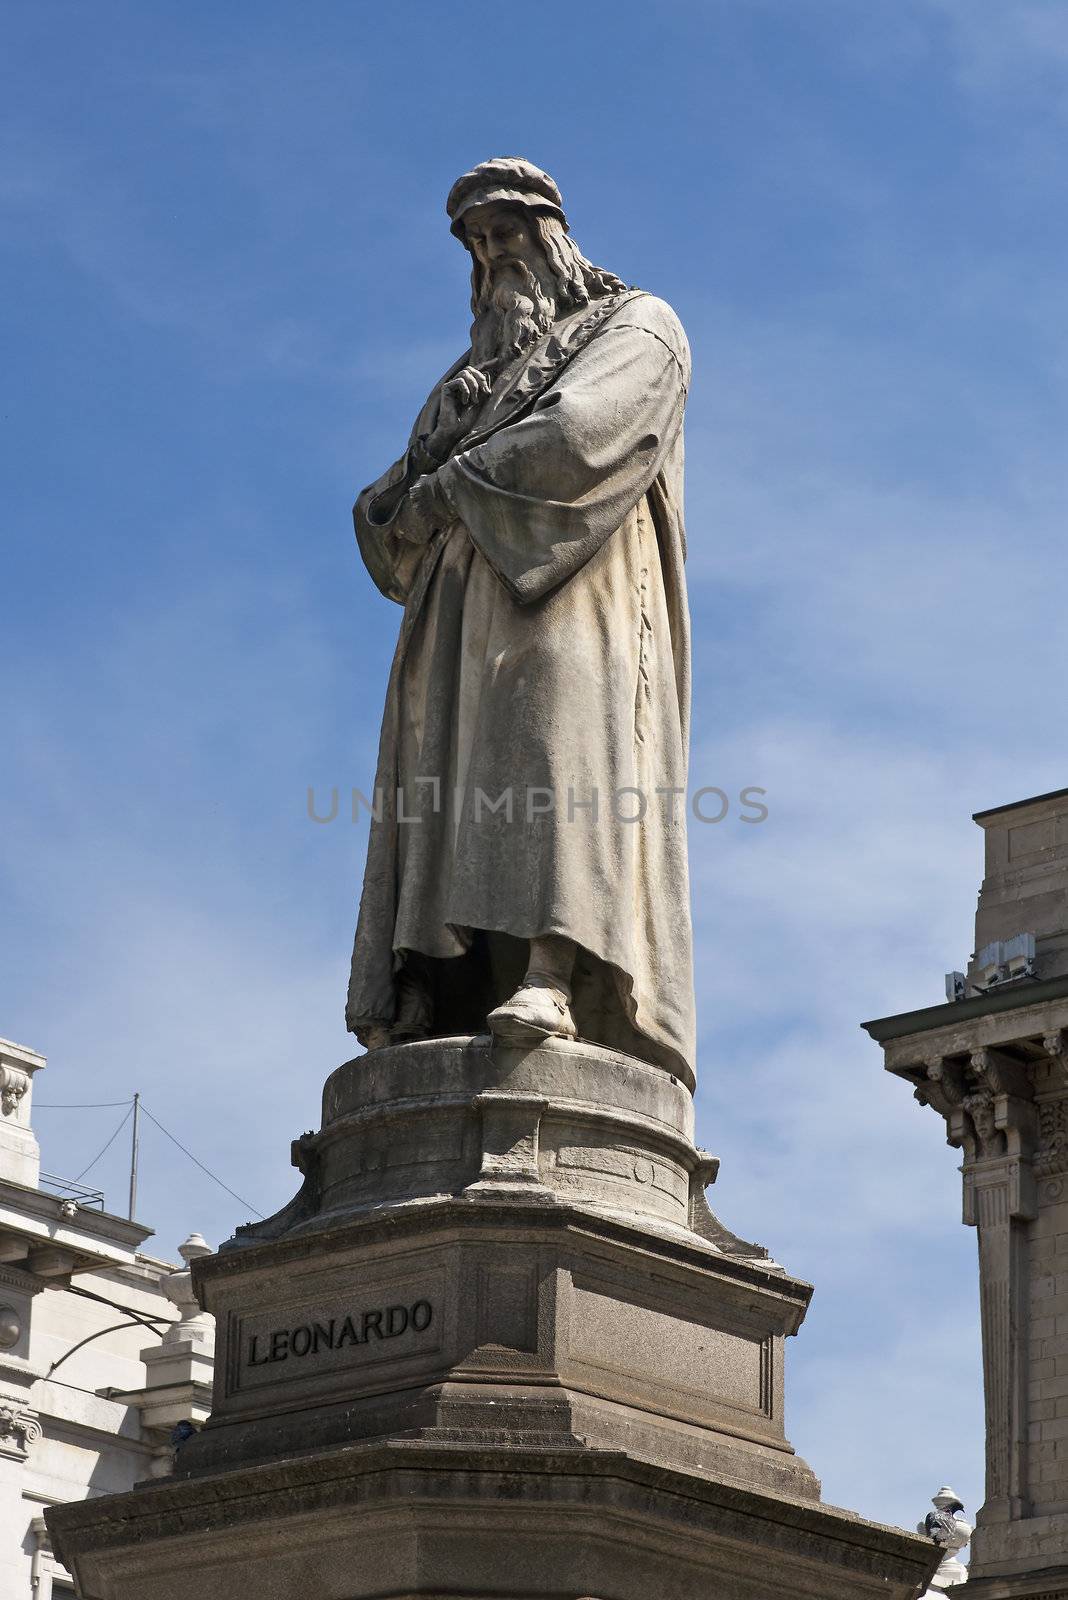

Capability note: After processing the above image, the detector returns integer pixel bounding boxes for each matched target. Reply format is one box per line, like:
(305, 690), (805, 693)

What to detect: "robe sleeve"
(352, 451), (442, 605)
(352, 355), (468, 604)
(435, 298), (689, 605)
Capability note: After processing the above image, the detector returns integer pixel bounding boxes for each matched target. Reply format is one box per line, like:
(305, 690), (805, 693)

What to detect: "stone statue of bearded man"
(347, 157), (696, 1089)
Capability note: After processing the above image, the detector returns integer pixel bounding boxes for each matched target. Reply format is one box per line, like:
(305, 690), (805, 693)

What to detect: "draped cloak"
(346, 290), (696, 1089)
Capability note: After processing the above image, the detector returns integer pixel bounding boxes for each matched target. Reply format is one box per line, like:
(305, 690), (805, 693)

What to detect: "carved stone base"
(173, 1038), (818, 1499)
(47, 1037), (939, 1599)
(46, 1439), (941, 1600)
(175, 1193), (818, 1499)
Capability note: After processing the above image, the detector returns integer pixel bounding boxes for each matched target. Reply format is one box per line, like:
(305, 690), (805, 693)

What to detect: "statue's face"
(462, 203), (543, 287)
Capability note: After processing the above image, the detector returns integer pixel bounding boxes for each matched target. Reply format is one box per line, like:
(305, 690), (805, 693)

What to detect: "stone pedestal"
(48, 1036), (938, 1599)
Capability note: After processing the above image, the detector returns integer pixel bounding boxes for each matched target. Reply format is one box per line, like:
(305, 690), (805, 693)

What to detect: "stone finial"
(161, 1234), (214, 1351)
(918, 1487), (971, 1593)
(177, 1232), (211, 1264)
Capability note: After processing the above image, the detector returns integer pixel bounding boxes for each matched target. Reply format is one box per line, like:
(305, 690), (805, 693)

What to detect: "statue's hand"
(398, 474), (450, 546)
(426, 366), (490, 458)
(446, 366), (491, 410)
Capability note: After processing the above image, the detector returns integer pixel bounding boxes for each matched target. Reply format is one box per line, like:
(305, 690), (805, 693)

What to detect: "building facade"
(867, 786), (1068, 1599)
(0, 1036), (213, 1598)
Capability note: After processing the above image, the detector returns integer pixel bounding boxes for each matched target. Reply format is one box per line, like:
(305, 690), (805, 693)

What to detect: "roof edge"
(861, 971), (1068, 1044)
(973, 784), (1068, 822)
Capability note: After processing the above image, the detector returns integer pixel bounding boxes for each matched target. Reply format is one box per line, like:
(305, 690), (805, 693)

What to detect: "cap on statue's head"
(447, 157), (567, 240)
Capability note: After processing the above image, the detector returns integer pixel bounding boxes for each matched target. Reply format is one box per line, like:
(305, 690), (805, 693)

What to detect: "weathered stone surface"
(170, 1038), (812, 1501)
(45, 1031), (941, 1597)
(263, 1034), (702, 1235)
(182, 1201), (814, 1497)
(48, 1439), (939, 1600)
(971, 788), (1068, 988)
(346, 157), (696, 1084)
(959, 1576), (1068, 1600)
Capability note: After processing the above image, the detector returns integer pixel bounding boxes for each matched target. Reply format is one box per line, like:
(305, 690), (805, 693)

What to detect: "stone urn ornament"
(918, 1487), (971, 1593)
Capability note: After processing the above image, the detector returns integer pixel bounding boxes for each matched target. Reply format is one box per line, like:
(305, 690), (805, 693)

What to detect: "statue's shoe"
(357, 1022), (393, 1052)
(356, 971), (433, 1051)
(391, 970), (433, 1043)
(486, 978), (578, 1045)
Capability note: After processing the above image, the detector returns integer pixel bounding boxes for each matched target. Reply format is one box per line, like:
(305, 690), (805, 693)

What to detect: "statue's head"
(446, 158), (626, 367)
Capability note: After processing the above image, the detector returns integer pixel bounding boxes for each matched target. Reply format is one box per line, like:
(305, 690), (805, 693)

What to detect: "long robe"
(347, 290), (696, 1089)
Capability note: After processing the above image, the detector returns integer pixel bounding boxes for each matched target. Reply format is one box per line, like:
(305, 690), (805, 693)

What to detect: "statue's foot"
(356, 969), (433, 1052)
(486, 976), (577, 1046)
(391, 969), (433, 1043)
(357, 1022), (393, 1051)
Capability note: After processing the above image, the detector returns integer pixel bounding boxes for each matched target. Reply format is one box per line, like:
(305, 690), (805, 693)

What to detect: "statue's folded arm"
(437, 318), (687, 605)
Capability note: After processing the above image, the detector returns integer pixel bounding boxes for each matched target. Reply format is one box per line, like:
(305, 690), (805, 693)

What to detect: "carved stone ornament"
(918, 1486), (971, 1594)
(0, 1400), (42, 1458)
(1035, 1097), (1068, 1178)
(0, 1064), (29, 1117)
(963, 1089), (1000, 1156)
(1044, 1029), (1068, 1068)
(161, 1233), (215, 1351)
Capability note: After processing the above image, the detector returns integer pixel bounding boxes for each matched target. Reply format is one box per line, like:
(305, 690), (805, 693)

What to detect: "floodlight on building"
(974, 931), (1036, 991)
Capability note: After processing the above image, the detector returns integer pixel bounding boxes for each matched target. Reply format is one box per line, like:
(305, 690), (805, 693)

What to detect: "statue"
(346, 158), (696, 1086)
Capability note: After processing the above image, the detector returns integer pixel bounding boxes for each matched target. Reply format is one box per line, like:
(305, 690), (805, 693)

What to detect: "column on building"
(866, 787), (1068, 1598)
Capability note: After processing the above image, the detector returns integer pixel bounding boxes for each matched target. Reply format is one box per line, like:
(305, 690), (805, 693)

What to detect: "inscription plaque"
(233, 1273), (443, 1394)
(247, 1298), (433, 1367)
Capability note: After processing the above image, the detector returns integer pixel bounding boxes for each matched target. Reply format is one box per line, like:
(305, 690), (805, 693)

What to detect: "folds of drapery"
(346, 293), (696, 1086)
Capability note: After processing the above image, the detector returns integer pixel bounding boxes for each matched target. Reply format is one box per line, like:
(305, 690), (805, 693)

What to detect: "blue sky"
(4, 0), (1068, 1538)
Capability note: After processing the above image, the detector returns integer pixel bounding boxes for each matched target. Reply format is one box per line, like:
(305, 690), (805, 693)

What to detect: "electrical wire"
(72, 1102), (135, 1184)
(44, 1318), (166, 1379)
(65, 1282), (175, 1332)
(35, 1099), (135, 1109)
(139, 1102), (264, 1218)
(35, 1094), (264, 1219)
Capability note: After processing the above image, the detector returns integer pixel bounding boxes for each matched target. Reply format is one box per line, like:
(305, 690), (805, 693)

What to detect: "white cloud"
(918, 0), (1068, 94)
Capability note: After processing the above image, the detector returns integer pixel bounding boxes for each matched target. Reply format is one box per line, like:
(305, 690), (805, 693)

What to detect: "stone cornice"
(0, 1180), (152, 1249)
(196, 1195), (814, 1335)
(862, 973), (1068, 1045)
(0, 1260), (44, 1296)
(45, 1438), (942, 1590)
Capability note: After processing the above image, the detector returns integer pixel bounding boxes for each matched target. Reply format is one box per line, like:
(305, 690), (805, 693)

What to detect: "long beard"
(470, 261), (557, 372)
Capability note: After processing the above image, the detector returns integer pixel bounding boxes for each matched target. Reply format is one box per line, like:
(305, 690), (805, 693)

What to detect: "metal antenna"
(128, 1092), (141, 1221)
